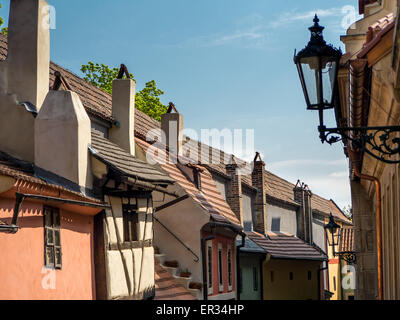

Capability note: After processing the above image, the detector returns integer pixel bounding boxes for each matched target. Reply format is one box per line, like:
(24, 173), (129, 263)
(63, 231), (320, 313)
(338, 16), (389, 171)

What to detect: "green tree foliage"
(81, 62), (167, 122)
(135, 80), (168, 122)
(342, 204), (353, 221)
(0, 3), (8, 35)
(81, 62), (134, 95)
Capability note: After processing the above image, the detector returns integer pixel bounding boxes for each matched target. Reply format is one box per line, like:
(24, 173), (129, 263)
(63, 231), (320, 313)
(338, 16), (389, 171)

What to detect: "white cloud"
(268, 158), (347, 170)
(267, 158), (351, 208)
(163, 6), (361, 49)
(184, 25), (270, 49)
(270, 8), (343, 28)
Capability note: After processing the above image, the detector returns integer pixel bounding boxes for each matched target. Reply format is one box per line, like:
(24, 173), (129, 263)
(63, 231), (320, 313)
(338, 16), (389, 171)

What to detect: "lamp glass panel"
(321, 57), (337, 105)
(300, 56), (321, 106)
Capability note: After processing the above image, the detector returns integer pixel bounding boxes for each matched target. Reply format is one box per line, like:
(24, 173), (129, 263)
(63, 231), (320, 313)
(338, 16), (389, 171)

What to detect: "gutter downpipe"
(236, 232), (246, 301)
(353, 166), (383, 300)
(318, 261), (329, 300)
(1, 192), (110, 234)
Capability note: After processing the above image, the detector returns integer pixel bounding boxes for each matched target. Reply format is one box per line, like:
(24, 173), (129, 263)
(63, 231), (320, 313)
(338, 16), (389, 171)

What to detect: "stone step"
(162, 265), (178, 276)
(154, 253), (167, 265)
(173, 274), (192, 289)
(188, 288), (202, 300)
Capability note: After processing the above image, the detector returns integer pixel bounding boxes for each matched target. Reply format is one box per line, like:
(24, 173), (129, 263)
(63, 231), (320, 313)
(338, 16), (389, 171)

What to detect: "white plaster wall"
(266, 204), (297, 235)
(312, 212), (325, 252)
(103, 195), (155, 299)
(242, 191), (254, 232)
(154, 198), (209, 284)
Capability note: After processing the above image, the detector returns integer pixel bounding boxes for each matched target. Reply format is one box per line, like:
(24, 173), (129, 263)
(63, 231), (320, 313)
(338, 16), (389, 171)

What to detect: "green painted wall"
(239, 253), (262, 300)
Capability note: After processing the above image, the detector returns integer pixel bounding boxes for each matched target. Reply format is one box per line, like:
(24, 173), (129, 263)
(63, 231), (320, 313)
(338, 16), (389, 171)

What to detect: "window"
(271, 217), (281, 232)
(333, 276), (337, 291)
(193, 169), (202, 190)
(239, 268), (243, 293)
(308, 271), (312, 280)
(218, 243), (223, 292)
(123, 203), (138, 242)
(289, 272), (294, 280)
(253, 267), (258, 291)
(207, 243), (213, 294)
(227, 247), (232, 291)
(44, 207), (62, 269)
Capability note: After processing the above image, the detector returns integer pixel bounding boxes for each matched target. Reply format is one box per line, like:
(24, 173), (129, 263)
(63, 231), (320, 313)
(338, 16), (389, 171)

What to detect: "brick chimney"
(109, 65), (135, 155)
(35, 89), (92, 191)
(251, 152), (267, 234)
(226, 156), (243, 225)
(161, 103), (184, 157)
(0, 0), (50, 162)
(294, 180), (313, 244)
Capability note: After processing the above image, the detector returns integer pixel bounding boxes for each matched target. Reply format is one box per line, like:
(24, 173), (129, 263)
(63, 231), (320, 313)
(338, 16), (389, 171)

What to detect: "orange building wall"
(0, 197), (95, 300)
(208, 234), (236, 297)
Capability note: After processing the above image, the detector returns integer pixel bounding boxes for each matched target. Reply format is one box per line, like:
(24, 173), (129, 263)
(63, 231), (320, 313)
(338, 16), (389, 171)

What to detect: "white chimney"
(7, 0), (50, 109)
(35, 90), (92, 190)
(109, 65), (135, 155)
(0, 0), (50, 162)
(161, 103), (184, 156)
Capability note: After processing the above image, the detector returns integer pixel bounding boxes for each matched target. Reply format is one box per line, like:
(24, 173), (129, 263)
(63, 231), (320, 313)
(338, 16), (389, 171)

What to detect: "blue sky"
(1, 0), (361, 208)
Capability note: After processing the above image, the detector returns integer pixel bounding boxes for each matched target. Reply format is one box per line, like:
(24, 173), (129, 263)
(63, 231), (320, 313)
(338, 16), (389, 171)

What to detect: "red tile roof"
(339, 227), (355, 252)
(154, 261), (196, 300)
(358, 13), (395, 58)
(246, 231), (327, 261)
(0, 157), (102, 204)
(135, 138), (241, 226)
(0, 33), (348, 223)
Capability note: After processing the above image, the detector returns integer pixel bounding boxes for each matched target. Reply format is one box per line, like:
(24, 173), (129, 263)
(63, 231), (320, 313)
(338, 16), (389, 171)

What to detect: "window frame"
(227, 246), (233, 291)
(207, 241), (213, 295)
(218, 243), (224, 292)
(122, 203), (139, 243)
(44, 206), (62, 270)
(253, 267), (258, 291)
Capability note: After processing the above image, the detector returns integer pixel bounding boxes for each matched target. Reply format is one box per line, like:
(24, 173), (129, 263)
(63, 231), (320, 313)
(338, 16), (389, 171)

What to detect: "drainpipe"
(236, 233), (246, 301)
(353, 166), (383, 300)
(318, 261), (329, 300)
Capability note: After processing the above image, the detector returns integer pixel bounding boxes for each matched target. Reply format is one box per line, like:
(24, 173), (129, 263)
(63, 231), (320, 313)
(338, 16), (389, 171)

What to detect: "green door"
(239, 254), (262, 300)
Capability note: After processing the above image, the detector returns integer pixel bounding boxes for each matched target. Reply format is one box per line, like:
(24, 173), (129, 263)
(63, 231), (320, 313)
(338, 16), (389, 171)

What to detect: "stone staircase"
(154, 250), (202, 300)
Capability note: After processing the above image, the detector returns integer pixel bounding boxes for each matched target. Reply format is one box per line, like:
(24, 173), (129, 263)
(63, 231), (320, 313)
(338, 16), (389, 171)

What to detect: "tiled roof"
(0, 154), (102, 204)
(247, 231), (327, 261)
(135, 138), (241, 226)
(154, 261), (196, 300)
(0, 33), (346, 220)
(312, 195), (352, 225)
(339, 227), (355, 252)
(90, 130), (174, 185)
(358, 13), (396, 58)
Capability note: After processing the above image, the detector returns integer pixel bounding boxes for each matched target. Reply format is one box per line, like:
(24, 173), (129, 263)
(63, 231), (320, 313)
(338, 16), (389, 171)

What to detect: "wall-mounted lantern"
(294, 15), (400, 164)
(324, 213), (356, 264)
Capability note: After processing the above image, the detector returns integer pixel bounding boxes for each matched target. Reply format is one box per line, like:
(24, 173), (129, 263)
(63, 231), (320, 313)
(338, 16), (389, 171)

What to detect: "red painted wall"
(0, 198), (95, 300)
(206, 234), (235, 297)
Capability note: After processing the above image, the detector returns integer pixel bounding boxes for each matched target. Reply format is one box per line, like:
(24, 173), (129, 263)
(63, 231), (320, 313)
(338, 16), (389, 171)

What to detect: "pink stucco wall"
(0, 197), (95, 300)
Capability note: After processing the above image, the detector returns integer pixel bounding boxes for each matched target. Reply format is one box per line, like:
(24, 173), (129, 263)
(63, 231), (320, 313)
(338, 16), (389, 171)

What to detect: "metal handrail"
(153, 216), (200, 262)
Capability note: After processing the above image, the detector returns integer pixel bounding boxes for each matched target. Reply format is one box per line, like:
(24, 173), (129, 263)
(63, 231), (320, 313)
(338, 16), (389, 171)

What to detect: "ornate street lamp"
(294, 15), (400, 164)
(324, 213), (356, 264)
(294, 15), (342, 111)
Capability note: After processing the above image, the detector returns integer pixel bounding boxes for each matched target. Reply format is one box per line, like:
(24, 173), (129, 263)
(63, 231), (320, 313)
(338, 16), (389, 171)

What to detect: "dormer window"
(193, 168), (202, 191)
(176, 162), (203, 191)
